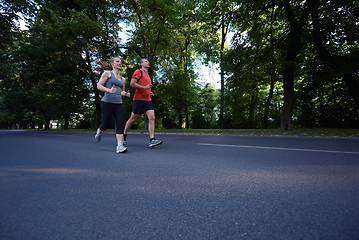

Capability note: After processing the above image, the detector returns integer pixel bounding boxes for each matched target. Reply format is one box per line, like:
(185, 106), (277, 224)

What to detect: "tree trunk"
(184, 85), (189, 129)
(248, 87), (257, 129)
(64, 114), (69, 130)
(219, 13), (226, 129)
(220, 54), (224, 128)
(280, 66), (295, 130)
(280, 27), (300, 131)
(264, 8), (277, 129)
(184, 43), (190, 129)
(263, 73), (275, 129)
(342, 74), (359, 108)
(45, 119), (50, 130)
(130, 0), (150, 59)
(280, 0), (319, 130)
(85, 49), (101, 128)
(94, 101), (101, 129)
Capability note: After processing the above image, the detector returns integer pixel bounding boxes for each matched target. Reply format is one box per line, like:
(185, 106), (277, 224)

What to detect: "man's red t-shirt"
(132, 69), (151, 101)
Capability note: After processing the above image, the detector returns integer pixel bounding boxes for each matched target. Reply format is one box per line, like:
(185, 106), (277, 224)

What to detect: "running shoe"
(95, 128), (101, 142)
(149, 139), (163, 148)
(116, 144), (128, 153)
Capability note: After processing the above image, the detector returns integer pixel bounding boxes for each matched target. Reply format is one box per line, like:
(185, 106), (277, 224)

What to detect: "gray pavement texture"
(0, 130), (359, 240)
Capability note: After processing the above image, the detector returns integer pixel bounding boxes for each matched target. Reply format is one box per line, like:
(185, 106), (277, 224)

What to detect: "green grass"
(126, 128), (359, 137)
(21, 127), (359, 138)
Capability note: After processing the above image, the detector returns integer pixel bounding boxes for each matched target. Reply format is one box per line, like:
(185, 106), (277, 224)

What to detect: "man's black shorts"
(132, 100), (154, 114)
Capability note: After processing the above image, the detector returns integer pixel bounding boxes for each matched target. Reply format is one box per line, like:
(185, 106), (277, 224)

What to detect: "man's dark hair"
(139, 58), (148, 66)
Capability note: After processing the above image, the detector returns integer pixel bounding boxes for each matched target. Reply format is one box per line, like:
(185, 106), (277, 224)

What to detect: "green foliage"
(222, 0), (358, 129)
(191, 83), (218, 129)
(0, 0), (358, 130)
(1, 3), (102, 129)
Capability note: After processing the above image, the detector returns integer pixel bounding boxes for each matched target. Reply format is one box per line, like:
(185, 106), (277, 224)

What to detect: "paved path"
(1, 130), (359, 239)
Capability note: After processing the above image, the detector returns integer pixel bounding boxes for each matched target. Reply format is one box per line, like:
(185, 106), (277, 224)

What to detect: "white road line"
(198, 143), (359, 155)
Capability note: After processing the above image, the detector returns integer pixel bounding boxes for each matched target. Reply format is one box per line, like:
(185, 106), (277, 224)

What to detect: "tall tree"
(0, 0), (33, 49)
(125, 0), (199, 129)
(126, 0), (174, 63)
(226, 1), (320, 130)
(311, 0), (359, 108)
(223, 1), (283, 129)
(14, 7), (101, 129)
(279, 0), (319, 130)
(75, 0), (127, 128)
(196, 0), (236, 128)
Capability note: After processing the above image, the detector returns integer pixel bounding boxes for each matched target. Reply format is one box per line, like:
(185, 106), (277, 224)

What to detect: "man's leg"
(146, 110), (155, 139)
(124, 112), (139, 135)
(146, 110), (162, 147)
(123, 112), (139, 145)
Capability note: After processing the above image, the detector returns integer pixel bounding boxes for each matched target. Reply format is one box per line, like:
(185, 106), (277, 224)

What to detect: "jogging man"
(123, 58), (163, 147)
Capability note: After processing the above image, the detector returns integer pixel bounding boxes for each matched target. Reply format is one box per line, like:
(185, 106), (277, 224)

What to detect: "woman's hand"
(109, 85), (117, 93)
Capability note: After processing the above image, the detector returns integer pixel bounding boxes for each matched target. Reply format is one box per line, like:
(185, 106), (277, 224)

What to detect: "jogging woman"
(94, 57), (130, 153)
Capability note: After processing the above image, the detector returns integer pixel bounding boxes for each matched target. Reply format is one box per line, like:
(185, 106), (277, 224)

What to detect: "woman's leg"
(95, 102), (113, 142)
(114, 104), (125, 146)
(100, 101), (114, 132)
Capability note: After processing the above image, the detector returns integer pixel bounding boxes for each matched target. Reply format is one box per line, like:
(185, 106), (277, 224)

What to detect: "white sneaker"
(95, 128), (101, 142)
(116, 144), (128, 153)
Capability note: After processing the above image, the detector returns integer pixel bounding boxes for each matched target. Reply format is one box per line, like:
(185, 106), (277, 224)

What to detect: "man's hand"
(144, 84), (153, 89)
(125, 90), (131, 97)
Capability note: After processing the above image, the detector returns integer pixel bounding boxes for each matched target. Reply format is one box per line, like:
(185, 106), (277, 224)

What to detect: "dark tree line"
(1, 0), (358, 130)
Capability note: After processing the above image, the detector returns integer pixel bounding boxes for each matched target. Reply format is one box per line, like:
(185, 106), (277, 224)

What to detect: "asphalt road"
(0, 130), (358, 240)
